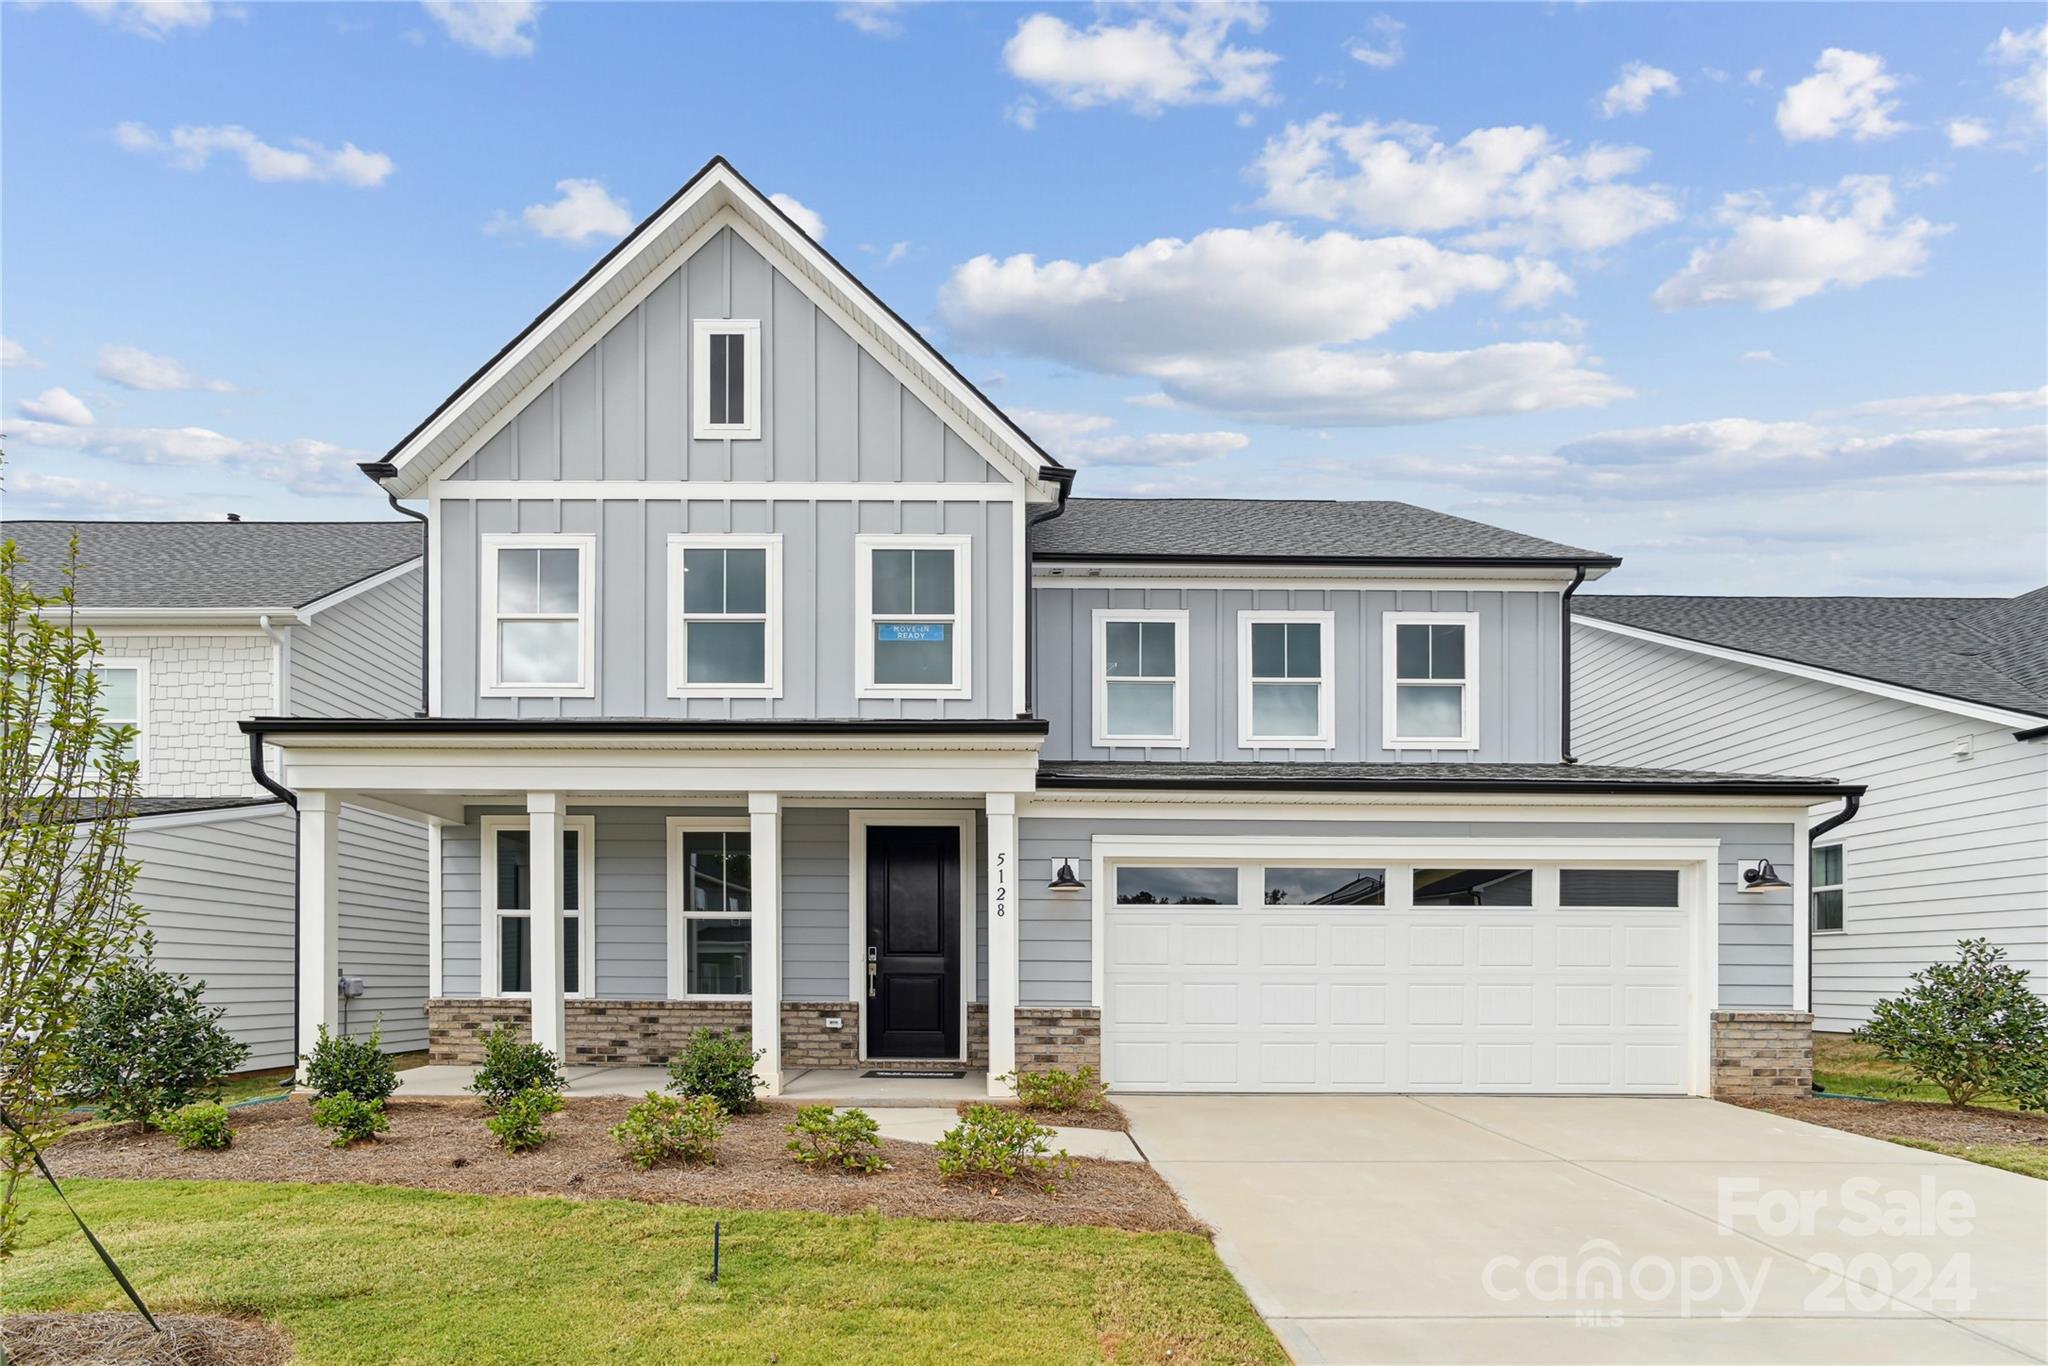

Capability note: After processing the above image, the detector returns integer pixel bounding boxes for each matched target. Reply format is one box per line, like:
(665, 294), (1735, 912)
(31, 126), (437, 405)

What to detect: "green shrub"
(666, 1029), (762, 1114)
(935, 1104), (1068, 1185)
(785, 1104), (886, 1174)
(1005, 1065), (1107, 1113)
(311, 1093), (389, 1148)
(2005, 1054), (2048, 1114)
(157, 1100), (233, 1151)
(466, 1023), (566, 1112)
(610, 1091), (725, 1168)
(69, 959), (250, 1130)
(486, 1084), (563, 1153)
(302, 1021), (398, 1104)
(1858, 938), (2048, 1108)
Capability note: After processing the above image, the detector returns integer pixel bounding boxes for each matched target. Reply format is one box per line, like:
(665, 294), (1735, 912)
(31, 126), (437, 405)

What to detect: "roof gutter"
(241, 716), (1050, 737)
(361, 461), (428, 717)
(1021, 467), (1076, 720)
(2014, 722), (2048, 742)
(1560, 565), (1586, 764)
(1032, 552), (1623, 570)
(1035, 770), (1864, 799)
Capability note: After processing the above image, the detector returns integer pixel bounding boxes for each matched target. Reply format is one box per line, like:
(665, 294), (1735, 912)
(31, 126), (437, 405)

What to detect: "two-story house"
(245, 158), (1861, 1101)
(10, 519), (432, 1066)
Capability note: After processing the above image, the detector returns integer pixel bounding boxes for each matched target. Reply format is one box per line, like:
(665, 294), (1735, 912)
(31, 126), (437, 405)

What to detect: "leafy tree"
(1857, 938), (2048, 1108)
(70, 956), (250, 1130)
(0, 532), (147, 1253)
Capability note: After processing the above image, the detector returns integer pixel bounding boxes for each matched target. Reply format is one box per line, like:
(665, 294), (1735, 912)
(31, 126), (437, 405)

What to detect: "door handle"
(867, 944), (878, 998)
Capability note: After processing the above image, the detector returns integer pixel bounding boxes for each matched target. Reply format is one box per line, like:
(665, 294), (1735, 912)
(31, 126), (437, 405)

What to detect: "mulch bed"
(1738, 1094), (2048, 1147)
(957, 1098), (1130, 1132)
(0, 1312), (291, 1366)
(47, 1097), (1201, 1234)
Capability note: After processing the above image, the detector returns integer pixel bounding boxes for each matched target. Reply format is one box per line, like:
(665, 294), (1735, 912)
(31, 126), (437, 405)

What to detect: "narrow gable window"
(1093, 609), (1188, 747)
(92, 659), (146, 769)
(692, 319), (761, 440)
(1812, 844), (1845, 933)
(1238, 611), (1335, 749)
(482, 534), (595, 697)
(668, 535), (781, 698)
(856, 534), (970, 698)
(1385, 612), (1478, 749)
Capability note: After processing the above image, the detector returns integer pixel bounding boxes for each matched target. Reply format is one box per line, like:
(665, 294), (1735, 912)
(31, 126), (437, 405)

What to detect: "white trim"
(296, 558), (423, 621)
(666, 534), (783, 699)
(433, 480), (1021, 504)
(1574, 615), (2048, 731)
(690, 318), (762, 441)
(1037, 569), (1585, 589)
(428, 494), (443, 715)
(90, 655), (149, 782)
(1236, 609), (1336, 750)
(427, 817), (446, 997)
(479, 813), (596, 998)
(62, 609), (285, 628)
(1091, 608), (1190, 749)
(1010, 497), (1027, 716)
(664, 816), (757, 1001)
(853, 533), (972, 700)
(846, 809), (977, 1064)
(1382, 610), (1480, 751)
(121, 799), (290, 833)
(478, 533), (597, 698)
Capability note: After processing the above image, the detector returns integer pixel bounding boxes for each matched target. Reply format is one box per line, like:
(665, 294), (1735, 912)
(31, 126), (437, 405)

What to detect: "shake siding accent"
(288, 568), (424, 718)
(1034, 585), (1562, 762)
(1574, 625), (2048, 1029)
(96, 631), (273, 797)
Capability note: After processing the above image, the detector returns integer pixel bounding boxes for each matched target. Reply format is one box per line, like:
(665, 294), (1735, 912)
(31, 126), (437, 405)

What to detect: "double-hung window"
(92, 658), (146, 770)
(1093, 609), (1188, 747)
(1384, 612), (1477, 749)
(668, 534), (781, 697)
(692, 319), (761, 440)
(1238, 611), (1335, 748)
(483, 815), (595, 998)
(481, 534), (595, 697)
(855, 533), (970, 698)
(1812, 845), (1845, 933)
(667, 820), (753, 998)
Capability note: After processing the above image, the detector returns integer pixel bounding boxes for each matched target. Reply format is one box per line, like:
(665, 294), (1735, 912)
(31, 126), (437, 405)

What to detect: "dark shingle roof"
(4, 521), (422, 611)
(1037, 761), (1856, 796)
(1575, 592), (2048, 720)
(1031, 498), (1617, 565)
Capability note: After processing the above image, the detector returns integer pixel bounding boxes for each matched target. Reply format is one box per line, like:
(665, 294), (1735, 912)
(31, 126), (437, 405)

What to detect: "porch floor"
(392, 1064), (992, 1105)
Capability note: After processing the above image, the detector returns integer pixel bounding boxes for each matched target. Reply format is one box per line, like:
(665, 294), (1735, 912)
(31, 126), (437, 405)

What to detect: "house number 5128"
(994, 851), (1007, 916)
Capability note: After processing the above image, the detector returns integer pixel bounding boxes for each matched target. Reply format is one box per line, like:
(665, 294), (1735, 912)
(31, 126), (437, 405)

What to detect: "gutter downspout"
(2014, 722), (2048, 742)
(1560, 565), (1587, 763)
(1020, 467), (1074, 720)
(247, 730), (301, 1082)
(1804, 789), (1864, 1016)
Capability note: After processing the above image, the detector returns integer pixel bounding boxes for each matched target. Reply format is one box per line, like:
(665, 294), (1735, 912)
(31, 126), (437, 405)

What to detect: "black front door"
(865, 825), (961, 1059)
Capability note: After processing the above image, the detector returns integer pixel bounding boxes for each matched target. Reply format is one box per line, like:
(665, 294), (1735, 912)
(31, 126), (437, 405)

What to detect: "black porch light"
(1740, 858), (1792, 892)
(1048, 858), (1086, 892)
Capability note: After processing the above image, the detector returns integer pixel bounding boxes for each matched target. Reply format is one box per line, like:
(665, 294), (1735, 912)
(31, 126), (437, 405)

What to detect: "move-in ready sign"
(877, 623), (946, 642)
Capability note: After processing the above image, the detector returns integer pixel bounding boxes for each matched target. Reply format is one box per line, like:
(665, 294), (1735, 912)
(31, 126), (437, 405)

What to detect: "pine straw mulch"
(1736, 1094), (2048, 1147)
(46, 1096), (1201, 1234)
(956, 1098), (1130, 1131)
(0, 1312), (291, 1366)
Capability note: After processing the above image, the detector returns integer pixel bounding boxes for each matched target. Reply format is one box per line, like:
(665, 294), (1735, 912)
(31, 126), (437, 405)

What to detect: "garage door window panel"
(1115, 866), (1239, 907)
(1413, 868), (1534, 907)
(1559, 869), (1681, 908)
(1263, 866), (1387, 906)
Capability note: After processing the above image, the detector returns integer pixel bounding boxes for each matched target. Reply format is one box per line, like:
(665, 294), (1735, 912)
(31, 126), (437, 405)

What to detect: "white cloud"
(95, 344), (234, 393)
(1011, 407), (1249, 467)
(507, 179), (634, 244)
(1505, 257), (1574, 309)
(115, 121), (394, 187)
(1842, 384), (2047, 418)
(1776, 48), (1907, 142)
(768, 193), (826, 241)
(18, 388), (95, 426)
(422, 0), (539, 56)
(1946, 117), (1992, 148)
(1, 417), (367, 498)
(884, 240), (911, 265)
(1600, 62), (1679, 117)
(837, 1), (907, 37)
(1741, 350), (1777, 363)
(75, 1), (222, 39)
(1991, 25), (2047, 127)
(1, 470), (179, 518)
(1251, 115), (1679, 253)
(1652, 175), (1946, 312)
(1346, 15), (1403, 70)
(1, 336), (43, 370)
(1002, 3), (1279, 114)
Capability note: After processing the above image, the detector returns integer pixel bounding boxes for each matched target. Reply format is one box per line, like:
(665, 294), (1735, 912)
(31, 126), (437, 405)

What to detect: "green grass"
(3, 1179), (1283, 1365)
(1813, 1033), (2021, 1110)
(1889, 1139), (2048, 1181)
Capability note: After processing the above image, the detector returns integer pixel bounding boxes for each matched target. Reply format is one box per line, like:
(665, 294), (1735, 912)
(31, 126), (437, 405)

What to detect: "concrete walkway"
(1123, 1095), (2048, 1365)
(393, 1065), (990, 1104)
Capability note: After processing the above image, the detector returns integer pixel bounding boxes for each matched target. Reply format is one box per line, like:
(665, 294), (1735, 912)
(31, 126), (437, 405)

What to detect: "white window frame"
(1812, 843), (1846, 935)
(666, 817), (755, 1001)
(666, 533), (783, 699)
(481, 813), (596, 999)
(854, 532), (972, 701)
(92, 655), (148, 781)
(1237, 609), (1336, 750)
(479, 532), (596, 698)
(1092, 608), (1189, 748)
(1382, 610), (1480, 750)
(691, 318), (762, 440)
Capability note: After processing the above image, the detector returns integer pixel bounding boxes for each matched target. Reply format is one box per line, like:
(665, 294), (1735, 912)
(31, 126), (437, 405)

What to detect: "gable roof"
(1575, 592), (2048, 722)
(376, 156), (1066, 500)
(5, 520), (422, 613)
(1031, 498), (1619, 568)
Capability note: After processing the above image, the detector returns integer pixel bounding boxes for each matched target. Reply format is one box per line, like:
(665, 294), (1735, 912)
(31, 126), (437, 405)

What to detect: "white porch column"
(296, 790), (342, 1085)
(749, 793), (782, 1097)
(426, 816), (446, 999)
(527, 792), (566, 1062)
(986, 793), (1018, 1095)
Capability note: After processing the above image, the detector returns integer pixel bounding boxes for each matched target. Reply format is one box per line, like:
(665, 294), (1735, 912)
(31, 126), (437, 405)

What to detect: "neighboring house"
(248, 157), (1861, 1102)
(8, 520), (432, 1067)
(1572, 593), (2048, 1032)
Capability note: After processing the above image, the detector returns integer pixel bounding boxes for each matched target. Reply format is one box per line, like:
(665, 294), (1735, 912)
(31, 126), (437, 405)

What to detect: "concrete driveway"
(1122, 1096), (2047, 1365)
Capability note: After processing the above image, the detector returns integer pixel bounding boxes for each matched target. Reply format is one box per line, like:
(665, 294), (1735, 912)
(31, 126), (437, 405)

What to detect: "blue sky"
(3, 0), (2043, 594)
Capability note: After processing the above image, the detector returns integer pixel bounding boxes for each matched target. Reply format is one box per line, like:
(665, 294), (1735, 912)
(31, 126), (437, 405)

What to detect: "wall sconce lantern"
(1048, 857), (1086, 892)
(1739, 858), (1791, 892)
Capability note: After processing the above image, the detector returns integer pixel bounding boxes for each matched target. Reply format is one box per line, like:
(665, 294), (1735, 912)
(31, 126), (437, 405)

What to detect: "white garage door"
(1103, 862), (1692, 1094)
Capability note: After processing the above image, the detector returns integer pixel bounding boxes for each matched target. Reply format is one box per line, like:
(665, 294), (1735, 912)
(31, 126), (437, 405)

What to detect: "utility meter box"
(337, 976), (366, 999)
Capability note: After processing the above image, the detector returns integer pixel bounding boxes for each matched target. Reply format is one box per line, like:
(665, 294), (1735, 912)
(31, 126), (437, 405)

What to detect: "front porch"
(394, 1061), (994, 1104)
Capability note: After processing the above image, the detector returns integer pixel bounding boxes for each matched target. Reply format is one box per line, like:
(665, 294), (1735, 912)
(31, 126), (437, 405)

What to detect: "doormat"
(861, 1069), (965, 1079)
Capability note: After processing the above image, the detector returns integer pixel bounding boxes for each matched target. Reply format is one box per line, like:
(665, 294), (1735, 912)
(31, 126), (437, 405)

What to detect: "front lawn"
(1889, 1138), (2048, 1181)
(1814, 1032), (2022, 1110)
(4, 1179), (1283, 1365)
